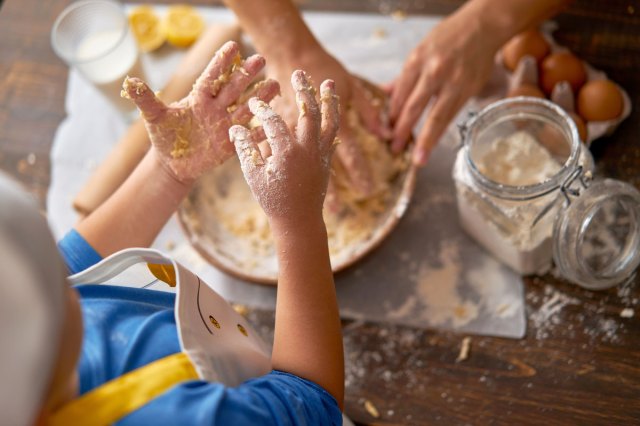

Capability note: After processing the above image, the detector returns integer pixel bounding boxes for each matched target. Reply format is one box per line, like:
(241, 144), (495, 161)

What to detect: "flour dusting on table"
(417, 240), (479, 327)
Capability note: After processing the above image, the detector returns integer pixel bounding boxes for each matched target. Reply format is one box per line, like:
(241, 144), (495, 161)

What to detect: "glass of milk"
(51, 0), (145, 116)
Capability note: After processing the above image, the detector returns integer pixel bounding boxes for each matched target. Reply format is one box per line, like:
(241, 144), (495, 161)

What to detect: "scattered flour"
(416, 240), (479, 328)
(527, 282), (634, 343)
(592, 317), (621, 342)
(465, 255), (521, 319)
(529, 287), (580, 339)
(386, 295), (418, 320)
(385, 235), (523, 333)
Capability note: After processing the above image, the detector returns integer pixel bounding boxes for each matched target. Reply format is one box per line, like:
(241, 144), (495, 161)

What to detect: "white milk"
(75, 29), (145, 114)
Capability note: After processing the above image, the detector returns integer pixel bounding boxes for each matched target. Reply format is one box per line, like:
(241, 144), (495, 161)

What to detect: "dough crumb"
(232, 304), (249, 317)
(620, 308), (634, 318)
(390, 9), (407, 21)
(171, 134), (190, 158)
(372, 27), (387, 39)
(364, 399), (380, 418)
(455, 336), (471, 362)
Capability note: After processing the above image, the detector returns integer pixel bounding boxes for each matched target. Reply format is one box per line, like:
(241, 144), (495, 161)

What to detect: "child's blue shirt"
(58, 229), (342, 425)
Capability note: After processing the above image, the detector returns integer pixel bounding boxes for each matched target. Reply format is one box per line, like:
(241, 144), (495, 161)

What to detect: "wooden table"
(1, 0), (639, 424)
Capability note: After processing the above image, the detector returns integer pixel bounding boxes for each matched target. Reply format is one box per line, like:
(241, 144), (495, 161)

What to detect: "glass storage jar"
(453, 97), (640, 290)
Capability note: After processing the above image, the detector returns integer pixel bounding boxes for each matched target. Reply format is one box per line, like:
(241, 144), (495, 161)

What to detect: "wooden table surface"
(1, 0), (639, 424)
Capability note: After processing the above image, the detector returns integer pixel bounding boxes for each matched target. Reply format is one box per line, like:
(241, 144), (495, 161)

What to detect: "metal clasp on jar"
(532, 165), (593, 227)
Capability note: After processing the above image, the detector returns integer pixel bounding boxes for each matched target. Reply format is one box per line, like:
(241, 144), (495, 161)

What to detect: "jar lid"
(553, 179), (640, 290)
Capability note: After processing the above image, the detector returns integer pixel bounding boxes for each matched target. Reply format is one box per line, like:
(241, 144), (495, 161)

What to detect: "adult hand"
(122, 41), (279, 183)
(389, 10), (501, 166)
(230, 70), (339, 225)
(268, 49), (390, 197)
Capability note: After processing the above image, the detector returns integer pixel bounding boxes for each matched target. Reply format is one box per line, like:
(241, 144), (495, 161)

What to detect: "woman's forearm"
(222, 0), (321, 62)
(76, 150), (191, 257)
(467, 0), (572, 50)
(270, 216), (344, 409)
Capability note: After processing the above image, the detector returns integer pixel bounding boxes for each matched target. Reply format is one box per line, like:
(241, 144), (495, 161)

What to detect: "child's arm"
(231, 71), (344, 407)
(75, 150), (190, 256)
(75, 42), (279, 257)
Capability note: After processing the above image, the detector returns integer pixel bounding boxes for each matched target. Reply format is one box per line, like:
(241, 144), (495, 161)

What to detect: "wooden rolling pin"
(73, 22), (242, 216)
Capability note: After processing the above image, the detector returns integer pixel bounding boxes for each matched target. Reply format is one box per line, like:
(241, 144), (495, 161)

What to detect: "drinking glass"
(51, 0), (146, 116)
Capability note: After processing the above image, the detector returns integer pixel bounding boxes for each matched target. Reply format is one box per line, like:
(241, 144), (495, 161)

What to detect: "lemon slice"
(163, 5), (205, 48)
(129, 6), (165, 52)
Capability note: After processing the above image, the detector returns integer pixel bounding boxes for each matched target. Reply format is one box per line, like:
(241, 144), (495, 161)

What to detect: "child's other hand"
(122, 41), (279, 183)
(230, 70), (339, 227)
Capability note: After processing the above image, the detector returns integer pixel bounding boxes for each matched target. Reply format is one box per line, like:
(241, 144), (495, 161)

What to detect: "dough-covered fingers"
(248, 97), (293, 158)
(214, 54), (267, 107)
(122, 77), (167, 122)
(231, 79), (281, 125)
(230, 124), (264, 178)
(291, 70), (321, 146)
(193, 41), (241, 99)
(251, 127), (267, 146)
(319, 79), (339, 153)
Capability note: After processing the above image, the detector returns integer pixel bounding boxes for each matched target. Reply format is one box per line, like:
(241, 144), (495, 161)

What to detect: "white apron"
(51, 248), (271, 425)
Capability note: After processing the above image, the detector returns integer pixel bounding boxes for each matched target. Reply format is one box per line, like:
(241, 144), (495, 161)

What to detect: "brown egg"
(569, 112), (588, 142)
(507, 84), (546, 99)
(540, 52), (587, 95)
(502, 30), (550, 71)
(577, 79), (624, 121)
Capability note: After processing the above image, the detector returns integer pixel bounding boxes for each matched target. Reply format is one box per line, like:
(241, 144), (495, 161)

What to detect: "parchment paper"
(48, 6), (525, 338)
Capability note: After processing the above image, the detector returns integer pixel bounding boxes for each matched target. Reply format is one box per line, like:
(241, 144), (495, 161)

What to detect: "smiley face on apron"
(174, 265), (272, 385)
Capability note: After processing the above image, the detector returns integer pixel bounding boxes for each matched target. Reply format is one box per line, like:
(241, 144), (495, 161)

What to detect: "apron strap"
(49, 352), (199, 426)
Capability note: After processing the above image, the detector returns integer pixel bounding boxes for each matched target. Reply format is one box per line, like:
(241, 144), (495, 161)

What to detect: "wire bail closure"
(532, 165), (592, 227)
(457, 111), (477, 148)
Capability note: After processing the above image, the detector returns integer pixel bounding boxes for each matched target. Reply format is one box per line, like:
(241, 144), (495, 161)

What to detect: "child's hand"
(230, 70), (339, 226)
(122, 41), (279, 183)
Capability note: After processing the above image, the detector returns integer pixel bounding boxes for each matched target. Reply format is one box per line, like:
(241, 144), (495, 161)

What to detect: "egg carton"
(469, 21), (631, 147)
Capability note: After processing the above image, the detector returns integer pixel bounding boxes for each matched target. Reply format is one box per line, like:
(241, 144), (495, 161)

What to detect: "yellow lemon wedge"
(129, 6), (165, 52)
(163, 5), (205, 48)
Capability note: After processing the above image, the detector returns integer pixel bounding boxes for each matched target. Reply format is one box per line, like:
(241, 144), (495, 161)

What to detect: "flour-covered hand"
(122, 41), (279, 183)
(230, 70), (339, 225)
(268, 50), (389, 198)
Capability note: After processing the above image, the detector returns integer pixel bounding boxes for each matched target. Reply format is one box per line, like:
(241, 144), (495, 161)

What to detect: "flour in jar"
(454, 130), (568, 275)
(475, 130), (561, 186)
